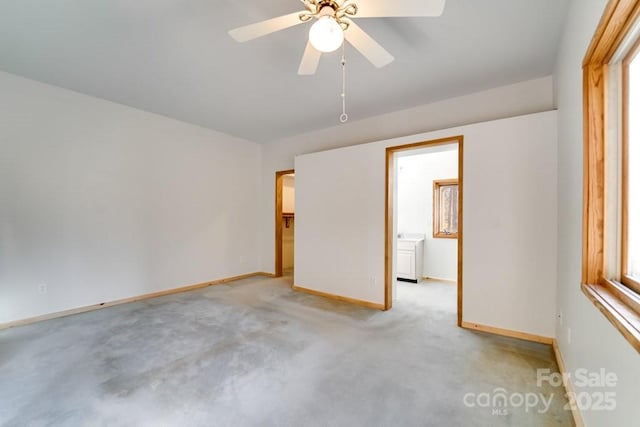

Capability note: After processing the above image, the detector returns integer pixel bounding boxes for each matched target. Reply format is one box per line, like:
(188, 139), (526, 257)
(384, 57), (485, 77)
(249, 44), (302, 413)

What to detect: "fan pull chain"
(340, 43), (348, 123)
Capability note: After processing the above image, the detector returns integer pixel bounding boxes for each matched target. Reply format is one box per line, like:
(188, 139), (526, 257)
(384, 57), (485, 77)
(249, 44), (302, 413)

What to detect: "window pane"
(441, 185), (458, 233)
(433, 181), (458, 237)
(628, 54), (639, 280)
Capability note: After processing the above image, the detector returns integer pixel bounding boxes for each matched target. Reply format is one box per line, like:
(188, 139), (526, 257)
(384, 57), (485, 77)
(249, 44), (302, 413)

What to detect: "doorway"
(275, 169), (295, 277)
(385, 136), (463, 325)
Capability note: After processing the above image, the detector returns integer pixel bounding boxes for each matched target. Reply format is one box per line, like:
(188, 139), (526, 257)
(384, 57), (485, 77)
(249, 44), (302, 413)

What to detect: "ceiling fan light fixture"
(309, 16), (344, 53)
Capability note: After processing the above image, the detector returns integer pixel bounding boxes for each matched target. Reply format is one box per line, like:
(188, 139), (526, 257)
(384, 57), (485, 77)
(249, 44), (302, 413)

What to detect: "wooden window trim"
(622, 276), (640, 294)
(582, 0), (640, 353)
(433, 179), (459, 239)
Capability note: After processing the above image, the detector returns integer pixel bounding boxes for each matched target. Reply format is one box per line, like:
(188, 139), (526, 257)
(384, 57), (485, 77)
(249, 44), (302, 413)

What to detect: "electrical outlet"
(38, 283), (47, 294)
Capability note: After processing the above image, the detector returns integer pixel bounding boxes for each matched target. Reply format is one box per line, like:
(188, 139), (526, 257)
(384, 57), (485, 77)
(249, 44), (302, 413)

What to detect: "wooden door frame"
(385, 135), (464, 326)
(275, 169), (295, 277)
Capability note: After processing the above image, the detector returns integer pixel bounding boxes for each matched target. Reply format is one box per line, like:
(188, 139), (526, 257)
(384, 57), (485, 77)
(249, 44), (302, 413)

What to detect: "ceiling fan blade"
(354, 0), (445, 18)
(344, 22), (394, 68)
(229, 12), (305, 43)
(298, 41), (322, 75)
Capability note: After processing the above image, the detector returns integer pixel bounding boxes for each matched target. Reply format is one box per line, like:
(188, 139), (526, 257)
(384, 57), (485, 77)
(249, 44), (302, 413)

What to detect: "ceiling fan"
(229, 0), (446, 75)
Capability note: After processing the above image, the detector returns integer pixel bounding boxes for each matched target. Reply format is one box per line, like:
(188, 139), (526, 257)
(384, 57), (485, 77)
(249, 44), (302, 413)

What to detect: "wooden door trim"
(275, 169), (295, 277)
(385, 135), (464, 326)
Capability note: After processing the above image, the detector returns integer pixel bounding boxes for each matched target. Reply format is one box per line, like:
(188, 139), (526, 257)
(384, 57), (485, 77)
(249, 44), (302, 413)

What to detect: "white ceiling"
(0, 0), (570, 143)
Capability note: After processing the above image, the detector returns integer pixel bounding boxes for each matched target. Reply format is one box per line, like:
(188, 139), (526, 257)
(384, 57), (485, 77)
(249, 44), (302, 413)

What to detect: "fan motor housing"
(319, 1), (340, 10)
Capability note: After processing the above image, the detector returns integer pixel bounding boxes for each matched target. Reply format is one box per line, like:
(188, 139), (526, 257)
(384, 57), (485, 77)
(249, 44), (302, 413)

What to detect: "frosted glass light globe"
(309, 16), (344, 53)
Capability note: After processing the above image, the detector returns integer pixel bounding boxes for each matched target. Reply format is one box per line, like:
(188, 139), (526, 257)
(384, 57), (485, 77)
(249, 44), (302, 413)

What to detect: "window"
(624, 48), (640, 293)
(582, 0), (640, 353)
(433, 179), (458, 238)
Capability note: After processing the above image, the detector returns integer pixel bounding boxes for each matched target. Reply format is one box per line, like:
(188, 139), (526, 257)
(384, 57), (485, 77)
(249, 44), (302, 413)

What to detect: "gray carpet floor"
(0, 275), (573, 426)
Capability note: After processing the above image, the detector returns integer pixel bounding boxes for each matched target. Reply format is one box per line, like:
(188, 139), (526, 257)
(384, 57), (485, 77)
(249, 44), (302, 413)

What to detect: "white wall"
(397, 149), (458, 281)
(260, 76), (556, 273)
(295, 111), (558, 338)
(555, 1), (640, 425)
(0, 71), (262, 324)
(295, 142), (386, 303)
